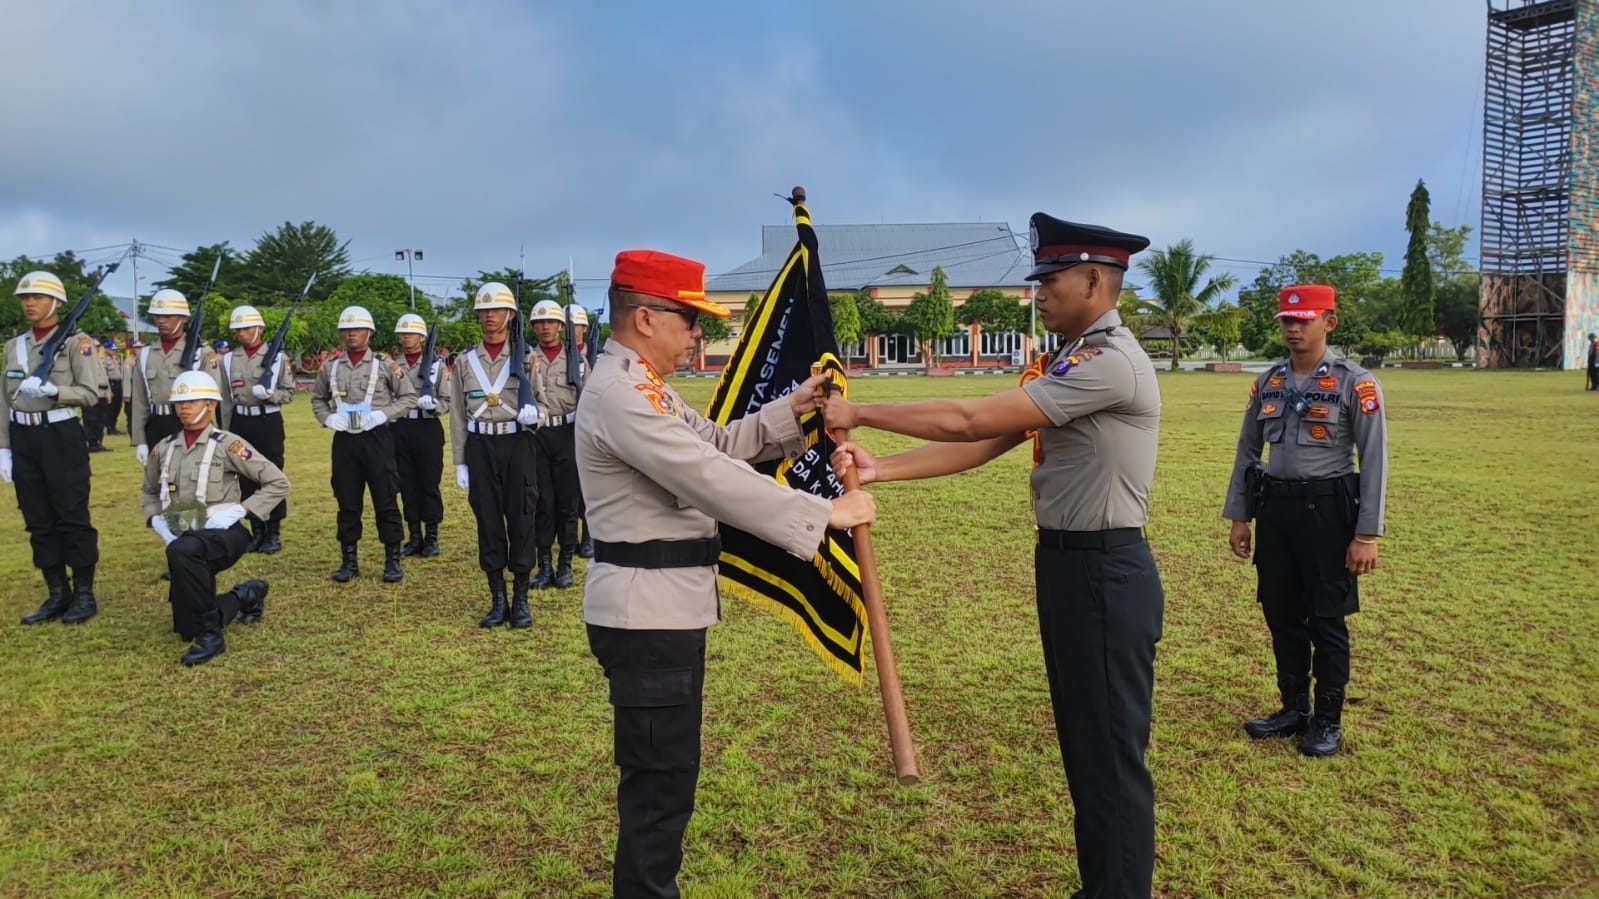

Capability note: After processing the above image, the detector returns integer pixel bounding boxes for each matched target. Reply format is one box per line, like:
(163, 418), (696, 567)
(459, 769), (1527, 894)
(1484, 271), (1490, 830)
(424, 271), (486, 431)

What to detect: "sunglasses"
(630, 304), (700, 329)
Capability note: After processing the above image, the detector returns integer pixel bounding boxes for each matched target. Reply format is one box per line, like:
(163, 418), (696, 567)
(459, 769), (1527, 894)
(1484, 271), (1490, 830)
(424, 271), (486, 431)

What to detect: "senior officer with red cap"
(578, 249), (877, 898)
(822, 213), (1165, 899)
(1223, 284), (1388, 758)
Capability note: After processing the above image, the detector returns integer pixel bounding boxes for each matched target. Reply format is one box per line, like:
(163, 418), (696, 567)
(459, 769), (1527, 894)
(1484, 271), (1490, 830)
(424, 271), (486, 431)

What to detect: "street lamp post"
(395, 248), (424, 309)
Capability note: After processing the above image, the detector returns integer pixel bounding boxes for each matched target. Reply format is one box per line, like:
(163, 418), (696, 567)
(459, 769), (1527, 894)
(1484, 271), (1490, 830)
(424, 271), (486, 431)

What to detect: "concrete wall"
(1567, 0), (1599, 367)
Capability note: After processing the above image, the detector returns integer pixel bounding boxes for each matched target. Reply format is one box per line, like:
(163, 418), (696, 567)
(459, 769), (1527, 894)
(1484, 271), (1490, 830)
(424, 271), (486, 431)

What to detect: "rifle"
(27, 259), (124, 382)
(562, 274), (583, 400)
(255, 272), (316, 393)
(416, 320), (439, 401)
(178, 249), (225, 372)
(510, 301), (536, 412)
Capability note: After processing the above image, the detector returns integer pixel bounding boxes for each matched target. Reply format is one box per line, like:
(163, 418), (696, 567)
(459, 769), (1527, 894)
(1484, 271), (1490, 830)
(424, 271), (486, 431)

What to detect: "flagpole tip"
(791, 186), (806, 202)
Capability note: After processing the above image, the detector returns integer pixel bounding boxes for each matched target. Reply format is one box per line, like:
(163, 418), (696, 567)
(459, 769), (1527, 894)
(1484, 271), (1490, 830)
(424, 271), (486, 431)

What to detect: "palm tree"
(1135, 239), (1238, 370)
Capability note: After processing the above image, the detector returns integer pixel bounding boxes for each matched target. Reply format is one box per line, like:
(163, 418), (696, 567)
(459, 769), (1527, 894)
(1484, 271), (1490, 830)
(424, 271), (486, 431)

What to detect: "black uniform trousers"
(330, 428), (403, 546)
(229, 412), (287, 523)
(465, 430), (538, 575)
(106, 380), (123, 431)
(165, 524), (252, 639)
(391, 416), (444, 526)
(1252, 477), (1358, 700)
(587, 624), (707, 899)
(11, 418), (97, 572)
(533, 423), (581, 549)
(1035, 531), (1164, 899)
(84, 399), (106, 447)
(144, 411), (181, 452)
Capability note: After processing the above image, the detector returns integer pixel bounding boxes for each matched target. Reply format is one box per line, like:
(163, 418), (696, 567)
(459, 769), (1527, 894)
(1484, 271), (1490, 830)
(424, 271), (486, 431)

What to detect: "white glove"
(204, 503), (248, 530)
(415, 395), (438, 412)
(149, 515), (177, 546)
(324, 414), (350, 432)
(455, 464), (470, 491)
(516, 404), (540, 427)
(17, 376), (55, 397)
(135, 444), (150, 464)
(366, 410), (388, 429)
(0, 448), (12, 483)
(251, 384), (272, 401)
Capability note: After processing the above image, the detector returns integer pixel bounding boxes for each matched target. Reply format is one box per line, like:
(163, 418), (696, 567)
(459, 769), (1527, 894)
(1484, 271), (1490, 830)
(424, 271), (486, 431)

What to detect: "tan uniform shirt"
(0, 328), (104, 450)
(309, 351), (417, 428)
(218, 346), (296, 430)
(1021, 309), (1162, 531)
(448, 342), (533, 465)
(98, 349), (120, 398)
(576, 339), (832, 630)
(397, 352), (451, 420)
(530, 343), (582, 425)
(140, 426), (290, 522)
(131, 338), (220, 446)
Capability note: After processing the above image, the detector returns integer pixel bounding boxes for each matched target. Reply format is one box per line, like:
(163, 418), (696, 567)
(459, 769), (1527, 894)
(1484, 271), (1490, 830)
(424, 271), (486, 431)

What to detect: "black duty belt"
(1261, 476), (1344, 498)
(594, 537), (722, 569)
(1037, 527), (1145, 551)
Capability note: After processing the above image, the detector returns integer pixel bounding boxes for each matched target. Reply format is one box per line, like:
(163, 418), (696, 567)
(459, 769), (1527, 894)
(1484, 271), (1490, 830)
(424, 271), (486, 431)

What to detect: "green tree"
(1433, 275), (1480, 361)
(742, 292), (762, 325)
(1401, 180), (1436, 342)
(154, 243), (246, 300)
(1427, 221), (1474, 283)
(829, 291), (862, 348)
(855, 290), (896, 336)
(306, 274), (413, 353)
(901, 266), (956, 370)
(241, 221), (351, 302)
(454, 268), (557, 319)
(437, 320), (482, 355)
(1116, 289), (1151, 340)
(0, 252), (124, 337)
(956, 288), (1025, 332)
(1134, 239), (1238, 370)
(1237, 251), (1387, 355)
(1193, 302), (1245, 360)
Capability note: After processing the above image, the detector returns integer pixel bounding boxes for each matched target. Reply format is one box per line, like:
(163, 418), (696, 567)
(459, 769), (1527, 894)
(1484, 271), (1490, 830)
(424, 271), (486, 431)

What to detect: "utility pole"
(395, 248), (423, 309)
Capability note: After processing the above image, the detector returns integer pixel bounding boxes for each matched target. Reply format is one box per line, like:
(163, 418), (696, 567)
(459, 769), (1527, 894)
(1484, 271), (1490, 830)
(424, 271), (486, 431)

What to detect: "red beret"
(610, 250), (731, 319)
(1276, 284), (1336, 320)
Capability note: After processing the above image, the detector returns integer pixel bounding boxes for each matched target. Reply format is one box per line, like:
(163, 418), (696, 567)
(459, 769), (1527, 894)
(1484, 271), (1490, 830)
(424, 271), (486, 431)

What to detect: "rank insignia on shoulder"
(228, 439), (252, 460)
(1355, 379), (1380, 414)
(1049, 346), (1101, 378)
(634, 383), (676, 415)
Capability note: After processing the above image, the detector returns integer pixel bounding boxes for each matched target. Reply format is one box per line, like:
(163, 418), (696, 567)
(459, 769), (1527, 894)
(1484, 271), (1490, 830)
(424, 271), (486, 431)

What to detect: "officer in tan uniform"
(3, 271), (110, 625)
(824, 215), (1165, 899)
(310, 305), (417, 584)
(528, 298), (584, 588)
(130, 289), (219, 466)
(579, 249), (876, 898)
(450, 283), (543, 628)
(218, 305), (296, 554)
(391, 313), (449, 559)
(142, 371), (286, 666)
(1223, 284), (1388, 757)
(568, 303), (596, 559)
(100, 340), (123, 437)
(82, 341), (114, 451)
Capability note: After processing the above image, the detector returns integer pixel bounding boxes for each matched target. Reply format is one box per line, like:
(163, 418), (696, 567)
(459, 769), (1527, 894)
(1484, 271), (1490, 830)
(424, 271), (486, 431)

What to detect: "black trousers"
(84, 401), (106, 447)
(229, 412), (287, 523)
(166, 524), (252, 639)
(1035, 536), (1164, 899)
(534, 424), (581, 549)
(11, 418), (97, 572)
(391, 417), (444, 526)
(1587, 363), (1598, 390)
(1253, 484), (1358, 698)
(587, 624), (707, 899)
(106, 379), (122, 427)
(144, 411), (181, 450)
(465, 430), (538, 574)
(330, 428), (403, 546)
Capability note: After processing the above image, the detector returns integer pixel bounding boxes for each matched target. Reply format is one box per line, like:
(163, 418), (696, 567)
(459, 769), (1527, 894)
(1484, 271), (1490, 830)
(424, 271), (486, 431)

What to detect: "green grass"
(2, 370), (1597, 898)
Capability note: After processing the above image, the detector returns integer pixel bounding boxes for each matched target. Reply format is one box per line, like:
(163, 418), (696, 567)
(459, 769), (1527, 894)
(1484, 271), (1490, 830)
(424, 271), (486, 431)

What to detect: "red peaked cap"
(610, 250), (732, 319)
(1275, 284), (1337, 320)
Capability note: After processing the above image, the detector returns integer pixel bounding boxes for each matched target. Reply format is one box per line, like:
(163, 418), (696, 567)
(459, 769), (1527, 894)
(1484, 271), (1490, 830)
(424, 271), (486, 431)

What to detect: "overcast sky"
(0, 1), (1488, 307)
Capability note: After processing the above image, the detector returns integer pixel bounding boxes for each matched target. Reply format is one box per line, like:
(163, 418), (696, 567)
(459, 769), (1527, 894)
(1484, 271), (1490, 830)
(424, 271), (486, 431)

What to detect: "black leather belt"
(1037, 527), (1145, 551)
(1262, 476), (1344, 498)
(594, 537), (722, 569)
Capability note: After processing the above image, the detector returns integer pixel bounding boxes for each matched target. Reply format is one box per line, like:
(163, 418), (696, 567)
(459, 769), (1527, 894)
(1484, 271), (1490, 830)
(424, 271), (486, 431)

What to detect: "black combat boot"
(20, 566), (72, 625)
(576, 519), (594, 559)
(399, 523), (424, 557)
(382, 544), (404, 583)
(331, 545), (359, 582)
(479, 571), (508, 628)
(1299, 687), (1345, 757)
(233, 579), (270, 624)
(244, 520), (264, 554)
(60, 567), (98, 624)
(1244, 676), (1310, 739)
(509, 572), (533, 628)
(531, 549), (554, 589)
(420, 522), (440, 558)
(256, 520), (283, 555)
(553, 546), (576, 589)
(181, 609), (226, 666)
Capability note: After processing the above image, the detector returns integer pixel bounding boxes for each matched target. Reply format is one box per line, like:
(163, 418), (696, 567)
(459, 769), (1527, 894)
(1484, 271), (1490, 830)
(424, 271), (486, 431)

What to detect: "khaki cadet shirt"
(0, 327), (105, 451)
(140, 426), (290, 522)
(576, 339), (832, 630)
(1221, 349), (1388, 535)
(99, 349), (120, 397)
(309, 350), (418, 426)
(397, 351), (451, 419)
(1021, 309), (1162, 531)
(448, 342), (533, 465)
(218, 346), (296, 431)
(530, 343), (582, 424)
(130, 337), (220, 446)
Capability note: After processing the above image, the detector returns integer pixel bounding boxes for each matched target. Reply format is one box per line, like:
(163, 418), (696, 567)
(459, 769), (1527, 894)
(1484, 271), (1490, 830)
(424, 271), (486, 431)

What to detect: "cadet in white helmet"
(3, 271), (111, 625)
(527, 299), (585, 588)
(130, 288), (219, 466)
(450, 282), (542, 628)
(142, 371), (285, 665)
(567, 303), (596, 559)
(310, 305), (417, 583)
(216, 305), (296, 554)
(390, 313), (450, 558)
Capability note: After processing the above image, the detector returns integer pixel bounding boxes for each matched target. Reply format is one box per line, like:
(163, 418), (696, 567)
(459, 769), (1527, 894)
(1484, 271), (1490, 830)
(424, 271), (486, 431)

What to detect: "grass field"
(2, 369), (1596, 898)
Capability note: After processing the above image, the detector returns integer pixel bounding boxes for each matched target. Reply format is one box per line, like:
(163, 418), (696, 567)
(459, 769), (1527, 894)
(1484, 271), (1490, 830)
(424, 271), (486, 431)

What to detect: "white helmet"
(394, 313), (428, 336)
(565, 304), (590, 328)
(229, 305), (265, 329)
(530, 299), (565, 323)
(473, 282), (518, 312)
(149, 289), (192, 317)
(170, 370), (222, 403)
(14, 271), (67, 303)
(338, 305), (375, 330)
